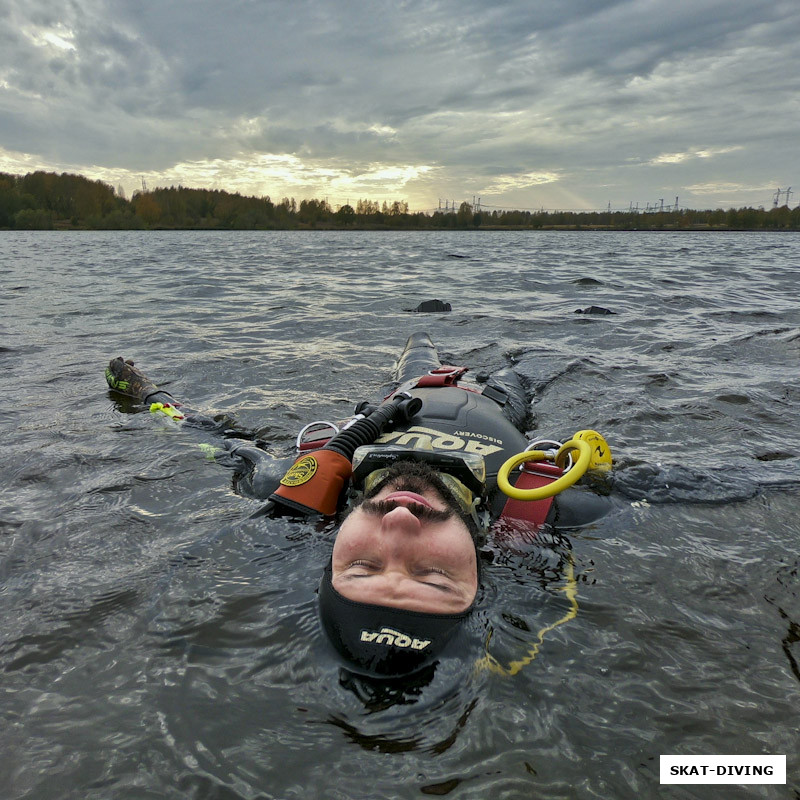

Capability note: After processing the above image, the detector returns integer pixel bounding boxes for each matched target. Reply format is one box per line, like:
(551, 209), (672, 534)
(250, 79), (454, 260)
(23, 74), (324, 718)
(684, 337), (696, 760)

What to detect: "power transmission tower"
(785, 187), (793, 207)
(773, 188), (782, 207)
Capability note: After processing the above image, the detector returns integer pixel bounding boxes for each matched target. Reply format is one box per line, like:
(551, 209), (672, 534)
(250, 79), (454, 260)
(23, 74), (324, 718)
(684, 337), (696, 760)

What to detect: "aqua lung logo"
(360, 627), (431, 650)
(377, 425), (502, 457)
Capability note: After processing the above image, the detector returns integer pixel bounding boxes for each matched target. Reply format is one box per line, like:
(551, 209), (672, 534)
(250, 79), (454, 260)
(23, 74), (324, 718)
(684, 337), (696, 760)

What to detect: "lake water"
(2, 230), (799, 799)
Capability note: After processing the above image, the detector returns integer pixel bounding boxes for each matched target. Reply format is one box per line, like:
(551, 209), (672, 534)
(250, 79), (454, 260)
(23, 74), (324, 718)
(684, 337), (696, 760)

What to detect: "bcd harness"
(272, 364), (603, 531)
(404, 365), (560, 528)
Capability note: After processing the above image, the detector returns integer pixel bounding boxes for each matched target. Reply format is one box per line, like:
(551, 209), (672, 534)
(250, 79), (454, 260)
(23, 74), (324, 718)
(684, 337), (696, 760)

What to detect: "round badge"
(279, 455), (318, 487)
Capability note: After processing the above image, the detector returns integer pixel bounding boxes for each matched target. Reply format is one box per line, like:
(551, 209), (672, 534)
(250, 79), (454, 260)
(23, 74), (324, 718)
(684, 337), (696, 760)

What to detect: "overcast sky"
(1, 0), (798, 212)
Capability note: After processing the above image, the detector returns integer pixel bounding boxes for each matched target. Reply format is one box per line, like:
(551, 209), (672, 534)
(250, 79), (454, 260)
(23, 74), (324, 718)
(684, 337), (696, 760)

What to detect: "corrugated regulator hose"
(324, 393), (422, 460)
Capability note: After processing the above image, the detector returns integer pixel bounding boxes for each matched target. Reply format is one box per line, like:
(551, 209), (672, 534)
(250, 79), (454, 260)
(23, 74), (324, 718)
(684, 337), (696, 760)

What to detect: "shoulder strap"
(499, 462), (562, 527)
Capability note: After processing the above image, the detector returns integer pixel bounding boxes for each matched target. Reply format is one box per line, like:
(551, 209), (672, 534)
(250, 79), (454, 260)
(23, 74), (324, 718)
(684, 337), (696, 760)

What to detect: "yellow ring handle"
(497, 438), (592, 501)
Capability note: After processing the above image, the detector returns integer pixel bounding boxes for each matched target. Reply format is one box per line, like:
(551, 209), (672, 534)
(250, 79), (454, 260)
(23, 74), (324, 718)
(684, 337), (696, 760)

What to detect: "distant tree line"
(2, 170), (799, 231)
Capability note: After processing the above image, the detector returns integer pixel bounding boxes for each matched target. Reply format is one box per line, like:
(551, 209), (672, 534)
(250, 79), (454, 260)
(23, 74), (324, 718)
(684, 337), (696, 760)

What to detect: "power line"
(433, 200), (682, 214)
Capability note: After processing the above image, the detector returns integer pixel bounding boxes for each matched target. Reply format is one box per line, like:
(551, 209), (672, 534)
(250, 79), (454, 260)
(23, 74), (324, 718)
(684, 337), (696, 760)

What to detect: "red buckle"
(499, 462), (563, 528)
(415, 365), (469, 388)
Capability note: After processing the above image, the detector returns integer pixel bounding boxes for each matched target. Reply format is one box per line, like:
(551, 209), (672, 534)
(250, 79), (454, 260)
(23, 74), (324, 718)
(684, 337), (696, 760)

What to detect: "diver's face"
(331, 465), (478, 614)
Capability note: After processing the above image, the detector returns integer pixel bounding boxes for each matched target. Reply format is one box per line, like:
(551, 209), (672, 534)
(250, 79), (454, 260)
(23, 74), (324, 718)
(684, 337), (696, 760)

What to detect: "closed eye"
(422, 581), (455, 593)
(345, 560), (379, 574)
(417, 568), (457, 592)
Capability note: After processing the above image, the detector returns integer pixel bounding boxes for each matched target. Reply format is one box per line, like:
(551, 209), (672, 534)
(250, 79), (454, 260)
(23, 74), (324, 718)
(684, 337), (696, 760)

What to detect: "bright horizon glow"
(0, 143), (787, 214)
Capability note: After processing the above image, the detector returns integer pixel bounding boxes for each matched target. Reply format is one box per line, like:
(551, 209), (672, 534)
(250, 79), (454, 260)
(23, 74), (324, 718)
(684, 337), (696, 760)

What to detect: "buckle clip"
(415, 365), (469, 387)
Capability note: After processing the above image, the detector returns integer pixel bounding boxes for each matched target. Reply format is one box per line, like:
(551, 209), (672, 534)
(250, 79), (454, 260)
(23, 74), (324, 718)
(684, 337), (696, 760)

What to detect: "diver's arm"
(105, 357), (296, 501)
(105, 357), (171, 404)
(492, 487), (615, 550)
(546, 487), (615, 528)
(105, 357), (251, 435)
(221, 440), (295, 500)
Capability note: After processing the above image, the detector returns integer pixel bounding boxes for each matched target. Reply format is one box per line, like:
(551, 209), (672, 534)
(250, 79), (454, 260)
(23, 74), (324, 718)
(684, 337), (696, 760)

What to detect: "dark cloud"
(1, 0), (798, 209)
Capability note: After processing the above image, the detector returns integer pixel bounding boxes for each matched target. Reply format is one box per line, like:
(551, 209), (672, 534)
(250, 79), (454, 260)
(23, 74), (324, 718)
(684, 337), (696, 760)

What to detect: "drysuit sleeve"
(546, 486), (615, 528)
(105, 357), (297, 501)
(105, 356), (251, 435)
(219, 441), (296, 500)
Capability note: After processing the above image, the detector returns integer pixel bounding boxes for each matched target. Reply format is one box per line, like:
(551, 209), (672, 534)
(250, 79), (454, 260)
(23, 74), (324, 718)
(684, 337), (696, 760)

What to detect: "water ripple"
(2, 230), (800, 799)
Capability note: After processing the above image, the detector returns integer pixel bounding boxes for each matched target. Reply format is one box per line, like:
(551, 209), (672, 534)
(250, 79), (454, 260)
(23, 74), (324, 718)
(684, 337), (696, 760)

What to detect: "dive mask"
(350, 445), (488, 530)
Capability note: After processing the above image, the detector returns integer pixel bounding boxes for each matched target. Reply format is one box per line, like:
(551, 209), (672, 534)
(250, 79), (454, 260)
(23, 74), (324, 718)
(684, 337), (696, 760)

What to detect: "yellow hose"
(475, 554), (579, 676)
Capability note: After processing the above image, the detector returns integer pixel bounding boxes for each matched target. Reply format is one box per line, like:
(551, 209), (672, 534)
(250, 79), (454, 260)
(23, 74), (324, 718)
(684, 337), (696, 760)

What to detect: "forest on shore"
(2, 170), (799, 231)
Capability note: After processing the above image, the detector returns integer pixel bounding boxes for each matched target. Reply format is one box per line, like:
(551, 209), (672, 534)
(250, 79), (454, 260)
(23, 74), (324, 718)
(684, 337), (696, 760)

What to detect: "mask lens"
(437, 473), (476, 515)
(362, 467), (390, 496)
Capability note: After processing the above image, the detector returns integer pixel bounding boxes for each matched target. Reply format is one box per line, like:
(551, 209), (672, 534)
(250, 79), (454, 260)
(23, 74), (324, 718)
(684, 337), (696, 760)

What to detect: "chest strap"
(499, 462), (562, 527)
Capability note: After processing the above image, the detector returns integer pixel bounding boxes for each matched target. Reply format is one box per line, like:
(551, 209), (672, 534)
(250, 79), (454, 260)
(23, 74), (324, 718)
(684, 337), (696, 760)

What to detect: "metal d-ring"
(523, 439), (573, 472)
(296, 420), (340, 450)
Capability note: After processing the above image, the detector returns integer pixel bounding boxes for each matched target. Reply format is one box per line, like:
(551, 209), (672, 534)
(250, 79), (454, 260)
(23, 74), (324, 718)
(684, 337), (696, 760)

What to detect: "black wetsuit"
(107, 333), (611, 529)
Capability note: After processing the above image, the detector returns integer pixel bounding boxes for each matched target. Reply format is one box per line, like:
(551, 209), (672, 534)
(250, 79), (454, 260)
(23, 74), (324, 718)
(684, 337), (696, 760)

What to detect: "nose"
(379, 505), (424, 536)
